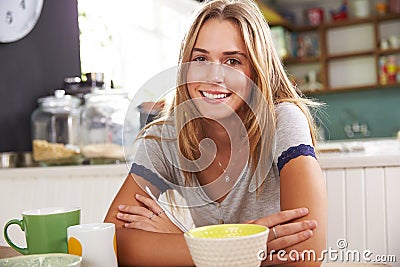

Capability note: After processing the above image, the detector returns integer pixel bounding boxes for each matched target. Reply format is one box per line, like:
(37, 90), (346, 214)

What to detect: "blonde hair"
(142, 0), (320, 185)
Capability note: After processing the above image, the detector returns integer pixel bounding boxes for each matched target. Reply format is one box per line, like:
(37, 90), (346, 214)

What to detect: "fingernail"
(304, 229), (313, 238)
(135, 194), (141, 199)
(300, 208), (309, 215)
(117, 213), (123, 218)
(124, 223), (129, 228)
(118, 205), (125, 209)
(309, 220), (317, 228)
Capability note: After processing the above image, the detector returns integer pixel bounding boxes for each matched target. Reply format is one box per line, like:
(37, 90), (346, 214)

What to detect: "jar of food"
(80, 89), (134, 164)
(31, 90), (82, 166)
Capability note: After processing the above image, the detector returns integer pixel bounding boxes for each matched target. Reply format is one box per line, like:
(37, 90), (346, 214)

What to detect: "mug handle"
(3, 219), (29, 255)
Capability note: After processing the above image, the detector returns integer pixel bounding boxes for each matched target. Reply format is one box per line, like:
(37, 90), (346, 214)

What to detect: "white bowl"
(184, 224), (269, 267)
(0, 253), (82, 267)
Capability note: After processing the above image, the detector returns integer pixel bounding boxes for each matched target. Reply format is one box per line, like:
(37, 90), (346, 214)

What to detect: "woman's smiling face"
(186, 18), (253, 120)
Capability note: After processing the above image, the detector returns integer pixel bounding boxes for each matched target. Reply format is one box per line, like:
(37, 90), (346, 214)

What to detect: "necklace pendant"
(225, 175), (230, 183)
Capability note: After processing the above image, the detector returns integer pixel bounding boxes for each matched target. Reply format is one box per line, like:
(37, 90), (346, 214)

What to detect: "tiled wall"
(315, 87), (400, 140)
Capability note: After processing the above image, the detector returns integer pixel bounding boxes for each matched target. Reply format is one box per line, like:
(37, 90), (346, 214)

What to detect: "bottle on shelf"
(299, 70), (322, 92)
(379, 56), (388, 85)
(387, 55), (397, 84)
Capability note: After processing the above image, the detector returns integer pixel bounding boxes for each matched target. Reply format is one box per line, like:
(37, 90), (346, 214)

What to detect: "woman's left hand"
(244, 208), (317, 265)
(117, 194), (182, 234)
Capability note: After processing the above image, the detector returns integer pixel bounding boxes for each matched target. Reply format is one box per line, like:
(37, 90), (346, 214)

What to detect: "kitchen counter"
(1, 139), (399, 266)
(0, 162), (128, 179)
(317, 138), (400, 168)
(316, 138), (399, 266)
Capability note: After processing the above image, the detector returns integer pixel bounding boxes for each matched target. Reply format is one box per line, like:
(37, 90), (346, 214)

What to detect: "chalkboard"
(0, 0), (81, 152)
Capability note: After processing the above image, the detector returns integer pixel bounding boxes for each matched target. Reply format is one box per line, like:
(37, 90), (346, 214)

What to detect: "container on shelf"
(388, 0), (400, 14)
(389, 35), (399, 49)
(330, 1), (349, 21)
(80, 89), (132, 164)
(375, 2), (388, 16)
(31, 90), (82, 166)
(0, 152), (18, 168)
(352, 0), (371, 18)
(305, 7), (324, 26)
(386, 55), (398, 83)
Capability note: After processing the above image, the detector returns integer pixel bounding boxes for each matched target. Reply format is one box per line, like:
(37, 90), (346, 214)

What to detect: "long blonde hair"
(142, 0), (320, 184)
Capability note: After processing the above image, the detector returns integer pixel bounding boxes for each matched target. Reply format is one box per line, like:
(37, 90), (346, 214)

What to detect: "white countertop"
(317, 138), (400, 169)
(0, 162), (129, 179)
(0, 139), (399, 175)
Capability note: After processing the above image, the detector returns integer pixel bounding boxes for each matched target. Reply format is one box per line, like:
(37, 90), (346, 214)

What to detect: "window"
(78, 0), (200, 99)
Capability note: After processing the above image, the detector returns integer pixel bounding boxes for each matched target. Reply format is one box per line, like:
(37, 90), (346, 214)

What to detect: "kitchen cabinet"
(1, 140), (399, 267)
(318, 139), (400, 265)
(0, 164), (127, 247)
(276, 14), (400, 94)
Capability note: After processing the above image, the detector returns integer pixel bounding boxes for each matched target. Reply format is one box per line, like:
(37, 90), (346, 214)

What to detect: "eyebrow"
(192, 47), (247, 57)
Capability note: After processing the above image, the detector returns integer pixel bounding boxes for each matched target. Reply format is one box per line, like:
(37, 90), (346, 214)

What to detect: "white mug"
(67, 223), (118, 267)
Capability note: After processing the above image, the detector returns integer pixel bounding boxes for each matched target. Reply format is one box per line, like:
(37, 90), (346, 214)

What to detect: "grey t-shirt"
(130, 102), (315, 227)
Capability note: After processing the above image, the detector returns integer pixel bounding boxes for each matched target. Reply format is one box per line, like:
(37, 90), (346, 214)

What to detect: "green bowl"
(0, 253), (82, 267)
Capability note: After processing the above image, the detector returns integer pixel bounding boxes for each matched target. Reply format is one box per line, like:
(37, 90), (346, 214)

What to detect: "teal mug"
(4, 207), (81, 255)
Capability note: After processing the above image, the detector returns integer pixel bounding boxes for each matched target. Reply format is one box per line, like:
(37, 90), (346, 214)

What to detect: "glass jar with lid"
(80, 89), (134, 164)
(31, 90), (82, 166)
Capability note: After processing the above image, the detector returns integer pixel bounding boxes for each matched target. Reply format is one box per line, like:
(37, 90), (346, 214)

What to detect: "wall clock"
(0, 0), (44, 43)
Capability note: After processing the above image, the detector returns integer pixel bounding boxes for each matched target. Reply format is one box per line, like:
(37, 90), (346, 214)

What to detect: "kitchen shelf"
(379, 48), (400, 56)
(323, 17), (374, 29)
(377, 13), (400, 22)
(283, 56), (320, 64)
(286, 24), (320, 32)
(327, 50), (375, 60)
(276, 12), (400, 94)
(306, 82), (400, 95)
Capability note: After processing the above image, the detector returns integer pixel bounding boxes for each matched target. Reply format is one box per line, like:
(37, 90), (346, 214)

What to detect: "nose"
(207, 62), (224, 83)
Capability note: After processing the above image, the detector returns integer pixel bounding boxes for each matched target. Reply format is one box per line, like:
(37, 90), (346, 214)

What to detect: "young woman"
(104, 0), (327, 266)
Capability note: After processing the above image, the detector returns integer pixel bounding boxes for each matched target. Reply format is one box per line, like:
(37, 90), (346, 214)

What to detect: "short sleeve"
(129, 124), (178, 193)
(274, 102), (316, 172)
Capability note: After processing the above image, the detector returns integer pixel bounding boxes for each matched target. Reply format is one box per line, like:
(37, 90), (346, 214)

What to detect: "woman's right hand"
(116, 194), (182, 234)
(244, 207), (317, 265)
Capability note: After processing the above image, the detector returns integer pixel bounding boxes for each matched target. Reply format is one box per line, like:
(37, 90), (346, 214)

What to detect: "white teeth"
(202, 91), (228, 99)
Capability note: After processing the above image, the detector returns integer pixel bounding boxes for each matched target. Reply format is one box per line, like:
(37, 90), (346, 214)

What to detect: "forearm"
(278, 156), (327, 266)
(103, 174), (194, 266)
(277, 204), (326, 266)
(116, 227), (194, 267)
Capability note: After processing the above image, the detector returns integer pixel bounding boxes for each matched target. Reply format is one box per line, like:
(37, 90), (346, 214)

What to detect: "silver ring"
(148, 213), (155, 220)
(272, 226), (278, 239)
(156, 210), (165, 216)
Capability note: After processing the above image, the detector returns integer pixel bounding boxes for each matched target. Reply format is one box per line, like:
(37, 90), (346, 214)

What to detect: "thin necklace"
(218, 161), (230, 183)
